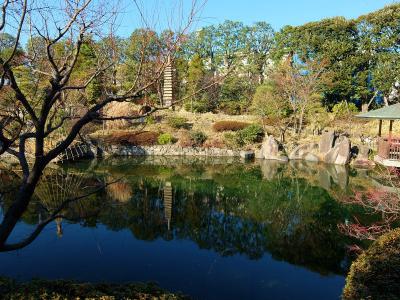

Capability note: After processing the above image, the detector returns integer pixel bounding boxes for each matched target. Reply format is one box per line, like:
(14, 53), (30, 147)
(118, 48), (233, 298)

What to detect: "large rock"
(324, 137), (351, 165)
(357, 145), (370, 160)
(319, 131), (335, 154)
(262, 135), (279, 159)
(240, 150), (254, 159)
(353, 145), (375, 168)
(289, 143), (320, 161)
(259, 135), (289, 162)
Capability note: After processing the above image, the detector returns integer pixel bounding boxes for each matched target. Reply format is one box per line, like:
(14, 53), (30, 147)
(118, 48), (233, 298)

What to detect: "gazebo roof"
(356, 103), (400, 120)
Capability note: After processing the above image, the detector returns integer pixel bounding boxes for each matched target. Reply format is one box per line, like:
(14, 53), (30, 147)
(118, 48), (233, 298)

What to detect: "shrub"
(218, 101), (242, 115)
(104, 131), (159, 146)
(168, 116), (188, 129)
(236, 124), (264, 145)
(343, 228), (400, 300)
(223, 132), (240, 149)
(203, 138), (226, 149)
(212, 121), (249, 132)
(178, 130), (194, 147)
(0, 277), (185, 299)
(332, 101), (358, 118)
(146, 115), (156, 125)
(158, 133), (174, 145)
(183, 97), (211, 113)
(103, 102), (139, 130)
(190, 131), (207, 146)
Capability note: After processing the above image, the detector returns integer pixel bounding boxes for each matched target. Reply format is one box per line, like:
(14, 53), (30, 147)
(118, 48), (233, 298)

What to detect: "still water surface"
(0, 157), (378, 299)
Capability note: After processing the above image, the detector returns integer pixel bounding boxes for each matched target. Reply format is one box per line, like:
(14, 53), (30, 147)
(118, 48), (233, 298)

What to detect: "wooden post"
(389, 120), (394, 141)
(378, 119), (382, 137)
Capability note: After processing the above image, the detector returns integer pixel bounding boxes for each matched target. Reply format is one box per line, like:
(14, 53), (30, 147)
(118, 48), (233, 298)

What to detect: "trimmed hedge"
(104, 131), (159, 146)
(212, 121), (249, 132)
(343, 228), (400, 300)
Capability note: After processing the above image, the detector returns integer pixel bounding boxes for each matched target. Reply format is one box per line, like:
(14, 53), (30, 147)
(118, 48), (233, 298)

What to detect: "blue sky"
(200, 0), (398, 29)
(115, 0), (398, 36)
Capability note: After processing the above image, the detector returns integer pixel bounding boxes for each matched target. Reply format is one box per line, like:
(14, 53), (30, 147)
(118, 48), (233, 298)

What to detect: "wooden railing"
(378, 137), (400, 160)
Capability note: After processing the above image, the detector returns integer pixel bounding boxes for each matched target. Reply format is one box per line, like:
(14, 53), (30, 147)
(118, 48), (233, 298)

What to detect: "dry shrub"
(103, 102), (139, 130)
(213, 121), (249, 132)
(106, 178), (133, 203)
(203, 138), (226, 149)
(104, 131), (159, 146)
(177, 130), (194, 147)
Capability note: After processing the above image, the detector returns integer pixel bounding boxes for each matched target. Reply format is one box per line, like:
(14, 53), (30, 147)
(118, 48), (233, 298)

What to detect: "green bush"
(332, 101), (358, 118)
(190, 131), (207, 146)
(236, 124), (264, 145)
(223, 132), (240, 149)
(146, 115), (156, 125)
(168, 116), (188, 129)
(184, 96), (212, 113)
(158, 133), (174, 145)
(223, 124), (264, 148)
(343, 228), (400, 300)
(218, 101), (247, 115)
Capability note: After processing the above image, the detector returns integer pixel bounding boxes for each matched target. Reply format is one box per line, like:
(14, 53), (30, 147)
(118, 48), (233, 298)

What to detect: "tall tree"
(0, 0), (200, 251)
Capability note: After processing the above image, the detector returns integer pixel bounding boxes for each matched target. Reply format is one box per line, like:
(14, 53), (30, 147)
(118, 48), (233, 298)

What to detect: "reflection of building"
(163, 182), (173, 230)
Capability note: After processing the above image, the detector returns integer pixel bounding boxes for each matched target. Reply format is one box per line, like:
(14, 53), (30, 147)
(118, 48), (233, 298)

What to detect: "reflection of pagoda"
(163, 182), (173, 230)
(56, 217), (63, 238)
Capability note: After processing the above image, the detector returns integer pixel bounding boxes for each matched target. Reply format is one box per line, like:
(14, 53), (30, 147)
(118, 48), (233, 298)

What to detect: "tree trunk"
(298, 110), (305, 135)
(0, 169), (41, 248)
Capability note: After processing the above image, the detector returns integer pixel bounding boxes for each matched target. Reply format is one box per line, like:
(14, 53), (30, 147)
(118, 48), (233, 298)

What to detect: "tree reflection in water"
(0, 157), (379, 275)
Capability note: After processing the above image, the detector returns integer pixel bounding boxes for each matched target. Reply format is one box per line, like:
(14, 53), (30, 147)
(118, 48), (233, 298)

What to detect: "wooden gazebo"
(357, 103), (400, 167)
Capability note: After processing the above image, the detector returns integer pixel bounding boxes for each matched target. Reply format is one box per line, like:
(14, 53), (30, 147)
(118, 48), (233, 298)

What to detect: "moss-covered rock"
(343, 228), (400, 300)
(0, 278), (189, 300)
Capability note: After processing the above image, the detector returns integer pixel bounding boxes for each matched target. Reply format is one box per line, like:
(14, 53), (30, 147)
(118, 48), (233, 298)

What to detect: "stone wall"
(86, 131), (372, 167)
(94, 144), (241, 158)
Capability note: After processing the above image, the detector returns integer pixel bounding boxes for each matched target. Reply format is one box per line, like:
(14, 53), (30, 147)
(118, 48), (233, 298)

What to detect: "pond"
(0, 157), (381, 299)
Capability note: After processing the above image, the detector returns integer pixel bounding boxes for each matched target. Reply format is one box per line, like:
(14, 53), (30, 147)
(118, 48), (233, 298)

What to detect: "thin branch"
(0, 178), (120, 252)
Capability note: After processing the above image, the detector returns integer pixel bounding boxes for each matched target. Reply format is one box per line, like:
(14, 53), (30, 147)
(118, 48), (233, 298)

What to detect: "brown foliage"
(212, 121), (249, 132)
(106, 178), (133, 203)
(177, 130), (194, 147)
(104, 131), (159, 146)
(103, 102), (139, 130)
(203, 138), (226, 149)
(338, 168), (400, 241)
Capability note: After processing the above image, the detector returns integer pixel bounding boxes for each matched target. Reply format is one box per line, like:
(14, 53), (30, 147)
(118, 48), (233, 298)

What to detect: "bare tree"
(0, 0), (204, 251)
(270, 58), (327, 135)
